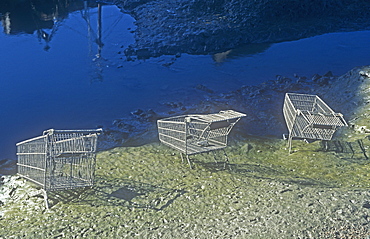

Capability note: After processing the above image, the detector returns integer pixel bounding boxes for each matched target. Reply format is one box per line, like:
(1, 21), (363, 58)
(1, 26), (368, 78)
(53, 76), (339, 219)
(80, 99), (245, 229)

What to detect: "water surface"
(1, 3), (370, 160)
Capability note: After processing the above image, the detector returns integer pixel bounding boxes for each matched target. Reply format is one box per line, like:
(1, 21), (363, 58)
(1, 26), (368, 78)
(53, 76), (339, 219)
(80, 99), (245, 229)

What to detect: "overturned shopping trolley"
(16, 128), (102, 208)
(283, 93), (347, 153)
(157, 110), (246, 168)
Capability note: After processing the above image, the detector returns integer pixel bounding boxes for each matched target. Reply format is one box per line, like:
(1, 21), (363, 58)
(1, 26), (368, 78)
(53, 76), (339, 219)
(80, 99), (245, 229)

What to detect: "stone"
(311, 74), (322, 81)
(316, 77), (330, 86)
(195, 84), (214, 93)
(323, 71), (334, 77)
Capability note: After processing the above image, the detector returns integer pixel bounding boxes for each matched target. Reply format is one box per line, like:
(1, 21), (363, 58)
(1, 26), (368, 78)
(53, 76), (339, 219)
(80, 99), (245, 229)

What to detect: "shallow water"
(1, 2), (370, 160)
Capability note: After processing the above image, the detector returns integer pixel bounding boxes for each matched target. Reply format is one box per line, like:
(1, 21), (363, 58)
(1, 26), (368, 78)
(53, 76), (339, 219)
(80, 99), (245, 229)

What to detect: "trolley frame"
(157, 110), (246, 168)
(283, 93), (347, 153)
(16, 128), (102, 208)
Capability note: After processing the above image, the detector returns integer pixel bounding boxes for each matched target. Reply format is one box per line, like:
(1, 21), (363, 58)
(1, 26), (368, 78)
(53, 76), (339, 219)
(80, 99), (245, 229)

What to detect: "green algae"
(232, 137), (370, 188)
(1, 135), (369, 238)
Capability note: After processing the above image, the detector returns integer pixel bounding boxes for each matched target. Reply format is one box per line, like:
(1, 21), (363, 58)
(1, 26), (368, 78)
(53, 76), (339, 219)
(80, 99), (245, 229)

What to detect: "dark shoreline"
(98, 66), (367, 151)
(2, 65), (370, 177)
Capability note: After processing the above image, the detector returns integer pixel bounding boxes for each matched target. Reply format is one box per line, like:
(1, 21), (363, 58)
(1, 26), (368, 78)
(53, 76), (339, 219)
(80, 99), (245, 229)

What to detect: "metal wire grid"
(157, 110), (246, 168)
(283, 93), (347, 153)
(16, 129), (102, 207)
(17, 135), (48, 187)
(46, 136), (97, 191)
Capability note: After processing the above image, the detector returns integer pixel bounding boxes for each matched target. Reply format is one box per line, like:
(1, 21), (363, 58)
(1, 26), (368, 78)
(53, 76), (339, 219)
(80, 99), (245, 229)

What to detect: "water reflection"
(0, 0), (116, 83)
(0, 0), (60, 36)
(212, 43), (272, 63)
(0, 0), (308, 63)
(81, 2), (105, 82)
(1, 0), (370, 163)
(0, 0), (106, 51)
(0, 1), (136, 160)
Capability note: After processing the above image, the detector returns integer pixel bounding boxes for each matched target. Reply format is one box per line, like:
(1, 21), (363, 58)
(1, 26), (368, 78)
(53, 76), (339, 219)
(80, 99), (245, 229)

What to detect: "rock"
(163, 102), (183, 108)
(241, 143), (253, 153)
(316, 77), (330, 86)
(311, 74), (322, 82)
(275, 75), (292, 84)
(112, 120), (135, 131)
(195, 84), (214, 93)
(162, 61), (175, 67)
(359, 70), (370, 78)
(221, 93), (233, 99)
(323, 71), (334, 77)
(296, 76), (307, 83)
(131, 109), (144, 117)
(135, 48), (151, 59)
(130, 109), (158, 121)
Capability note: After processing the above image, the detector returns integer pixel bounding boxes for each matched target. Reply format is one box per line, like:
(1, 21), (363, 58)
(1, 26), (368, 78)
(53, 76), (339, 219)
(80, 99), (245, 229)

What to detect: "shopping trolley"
(16, 128), (102, 208)
(283, 93), (347, 153)
(157, 110), (246, 168)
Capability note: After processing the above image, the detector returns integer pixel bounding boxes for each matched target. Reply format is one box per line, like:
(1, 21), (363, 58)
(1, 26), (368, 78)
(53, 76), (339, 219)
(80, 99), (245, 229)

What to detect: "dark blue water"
(1, 3), (370, 160)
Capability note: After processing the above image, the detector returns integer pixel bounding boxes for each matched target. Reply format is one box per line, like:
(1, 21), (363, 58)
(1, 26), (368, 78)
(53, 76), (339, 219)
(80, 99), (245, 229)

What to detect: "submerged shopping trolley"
(16, 128), (102, 208)
(283, 93), (347, 153)
(157, 110), (246, 168)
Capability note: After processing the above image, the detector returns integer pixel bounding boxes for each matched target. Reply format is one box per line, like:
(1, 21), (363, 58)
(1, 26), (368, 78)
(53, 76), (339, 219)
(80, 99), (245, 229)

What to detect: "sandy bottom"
(1, 136), (369, 238)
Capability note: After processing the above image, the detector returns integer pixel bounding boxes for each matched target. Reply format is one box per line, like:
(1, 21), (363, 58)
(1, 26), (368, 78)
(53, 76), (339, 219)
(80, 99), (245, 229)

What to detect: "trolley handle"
(43, 128), (103, 135)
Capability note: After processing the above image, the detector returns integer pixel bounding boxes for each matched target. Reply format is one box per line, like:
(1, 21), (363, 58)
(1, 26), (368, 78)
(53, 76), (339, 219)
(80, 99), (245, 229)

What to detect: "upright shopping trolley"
(283, 93), (347, 153)
(16, 128), (102, 208)
(157, 110), (246, 168)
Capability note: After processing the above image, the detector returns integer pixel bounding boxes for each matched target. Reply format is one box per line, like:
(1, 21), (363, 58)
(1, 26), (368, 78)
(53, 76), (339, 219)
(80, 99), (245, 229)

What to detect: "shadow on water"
(47, 178), (186, 210)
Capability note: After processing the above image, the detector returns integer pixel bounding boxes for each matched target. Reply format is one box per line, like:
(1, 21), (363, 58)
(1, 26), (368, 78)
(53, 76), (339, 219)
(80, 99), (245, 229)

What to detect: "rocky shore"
(98, 65), (370, 150)
(1, 66), (370, 238)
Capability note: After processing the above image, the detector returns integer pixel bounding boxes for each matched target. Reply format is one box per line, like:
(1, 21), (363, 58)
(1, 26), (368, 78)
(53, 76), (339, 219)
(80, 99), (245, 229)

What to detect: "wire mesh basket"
(16, 128), (102, 208)
(157, 110), (246, 168)
(283, 93), (347, 153)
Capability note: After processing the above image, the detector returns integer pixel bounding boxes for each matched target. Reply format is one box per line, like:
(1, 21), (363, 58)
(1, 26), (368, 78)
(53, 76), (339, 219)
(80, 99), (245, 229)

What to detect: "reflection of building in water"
(0, 0), (101, 50)
(0, 0), (119, 82)
(82, 2), (105, 82)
